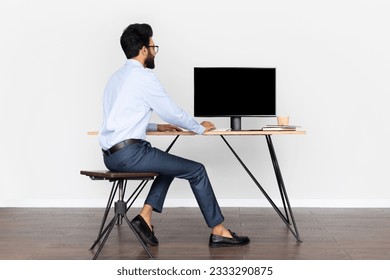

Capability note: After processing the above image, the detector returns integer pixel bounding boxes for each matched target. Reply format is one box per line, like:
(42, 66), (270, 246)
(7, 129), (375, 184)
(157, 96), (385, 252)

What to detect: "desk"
(89, 129), (306, 242)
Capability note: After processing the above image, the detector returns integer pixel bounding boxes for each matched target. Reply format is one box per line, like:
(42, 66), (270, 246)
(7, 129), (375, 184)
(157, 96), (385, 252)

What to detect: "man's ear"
(140, 46), (148, 56)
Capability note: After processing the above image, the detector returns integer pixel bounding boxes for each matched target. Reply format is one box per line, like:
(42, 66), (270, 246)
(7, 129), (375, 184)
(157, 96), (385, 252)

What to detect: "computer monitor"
(194, 67), (276, 130)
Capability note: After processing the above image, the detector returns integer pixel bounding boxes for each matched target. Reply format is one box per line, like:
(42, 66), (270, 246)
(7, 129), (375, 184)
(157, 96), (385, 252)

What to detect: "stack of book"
(261, 125), (300, 131)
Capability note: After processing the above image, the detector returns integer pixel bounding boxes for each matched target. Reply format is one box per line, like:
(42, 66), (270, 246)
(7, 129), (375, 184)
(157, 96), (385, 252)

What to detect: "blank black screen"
(194, 67), (276, 117)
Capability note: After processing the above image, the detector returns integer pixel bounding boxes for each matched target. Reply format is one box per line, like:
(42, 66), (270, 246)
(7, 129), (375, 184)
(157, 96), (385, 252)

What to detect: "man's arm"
(157, 124), (183, 132)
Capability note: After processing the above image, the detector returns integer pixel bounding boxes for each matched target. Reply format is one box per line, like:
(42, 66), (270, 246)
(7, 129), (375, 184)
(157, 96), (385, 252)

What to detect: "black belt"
(102, 139), (141, 156)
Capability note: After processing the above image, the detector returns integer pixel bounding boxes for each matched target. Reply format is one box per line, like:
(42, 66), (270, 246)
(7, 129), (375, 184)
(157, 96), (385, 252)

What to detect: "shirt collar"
(125, 59), (144, 68)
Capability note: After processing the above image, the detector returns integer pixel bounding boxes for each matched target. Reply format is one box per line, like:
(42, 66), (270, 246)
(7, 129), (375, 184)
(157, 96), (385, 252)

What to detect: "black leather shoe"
(209, 230), (250, 247)
(130, 215), (159, 246)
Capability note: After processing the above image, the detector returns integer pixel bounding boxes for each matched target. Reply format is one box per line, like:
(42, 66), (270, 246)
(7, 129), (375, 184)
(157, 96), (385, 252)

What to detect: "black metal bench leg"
(92, 214), (118, 260)
(91, 182), (154, 260)
(123, 213), (154, 259)
(90, 181), (119, 250)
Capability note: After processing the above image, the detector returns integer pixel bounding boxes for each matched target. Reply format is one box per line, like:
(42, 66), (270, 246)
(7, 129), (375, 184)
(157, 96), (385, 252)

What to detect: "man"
(99, 23), (249, 247)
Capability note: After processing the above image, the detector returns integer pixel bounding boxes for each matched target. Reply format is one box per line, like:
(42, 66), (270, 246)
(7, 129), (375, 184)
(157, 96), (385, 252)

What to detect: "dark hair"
(120, 23), (153, 59)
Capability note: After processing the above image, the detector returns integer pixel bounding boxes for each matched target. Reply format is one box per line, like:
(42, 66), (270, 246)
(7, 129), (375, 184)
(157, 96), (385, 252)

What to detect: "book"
(261, 125), (300, 131)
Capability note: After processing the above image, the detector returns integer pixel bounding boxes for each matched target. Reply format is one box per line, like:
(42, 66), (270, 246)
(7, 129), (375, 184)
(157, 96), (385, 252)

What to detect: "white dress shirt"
(99, 59), (205, 150)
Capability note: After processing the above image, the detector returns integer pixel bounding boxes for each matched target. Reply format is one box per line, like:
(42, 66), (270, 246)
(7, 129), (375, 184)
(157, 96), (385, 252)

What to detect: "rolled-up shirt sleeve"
(147, 123), (158, 132)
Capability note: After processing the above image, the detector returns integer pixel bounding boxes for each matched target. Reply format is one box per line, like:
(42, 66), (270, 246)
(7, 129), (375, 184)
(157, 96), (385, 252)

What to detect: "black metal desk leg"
(159, 134), (302, 243)
(265, 135), (302, 242)
(220, 135), (302, 242)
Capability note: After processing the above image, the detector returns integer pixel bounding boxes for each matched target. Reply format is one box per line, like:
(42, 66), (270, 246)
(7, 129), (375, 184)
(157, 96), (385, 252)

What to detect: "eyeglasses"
(147, 45), (159, 54)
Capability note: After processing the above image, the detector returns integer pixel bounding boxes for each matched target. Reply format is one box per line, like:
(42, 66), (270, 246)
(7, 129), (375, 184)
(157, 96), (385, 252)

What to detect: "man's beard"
(145, 53), (155, 69)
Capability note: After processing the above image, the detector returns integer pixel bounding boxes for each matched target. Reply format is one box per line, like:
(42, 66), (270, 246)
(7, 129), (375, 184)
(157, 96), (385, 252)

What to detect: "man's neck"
(132, 56), (146, 68)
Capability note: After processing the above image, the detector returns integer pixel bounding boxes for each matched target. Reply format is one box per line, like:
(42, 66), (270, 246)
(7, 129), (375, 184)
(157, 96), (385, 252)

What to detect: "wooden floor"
(1, 207), (390, 260)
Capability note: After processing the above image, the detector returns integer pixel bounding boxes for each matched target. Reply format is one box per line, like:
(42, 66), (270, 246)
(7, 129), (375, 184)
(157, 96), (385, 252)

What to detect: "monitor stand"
(230, 117), (241, 131)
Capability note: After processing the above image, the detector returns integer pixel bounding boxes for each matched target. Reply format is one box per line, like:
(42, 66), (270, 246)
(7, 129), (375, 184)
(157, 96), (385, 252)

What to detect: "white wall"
(1, 0), (389, 208)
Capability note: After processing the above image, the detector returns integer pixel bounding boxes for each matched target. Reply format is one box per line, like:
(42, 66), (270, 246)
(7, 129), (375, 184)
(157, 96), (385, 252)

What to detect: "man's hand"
(157, 124), (183, 132)
(200, 121), (216, 132)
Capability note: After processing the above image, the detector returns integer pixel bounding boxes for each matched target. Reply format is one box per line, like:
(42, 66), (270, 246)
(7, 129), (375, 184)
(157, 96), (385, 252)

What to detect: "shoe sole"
(209, 240), (250, 248)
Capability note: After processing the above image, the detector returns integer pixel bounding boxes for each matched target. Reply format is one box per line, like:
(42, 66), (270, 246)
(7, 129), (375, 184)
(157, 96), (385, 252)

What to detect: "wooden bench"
(80, 170), (159, 260)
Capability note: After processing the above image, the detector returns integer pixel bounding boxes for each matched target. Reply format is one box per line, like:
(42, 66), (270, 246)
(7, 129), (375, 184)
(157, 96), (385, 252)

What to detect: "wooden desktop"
(88, 130), (306, 136)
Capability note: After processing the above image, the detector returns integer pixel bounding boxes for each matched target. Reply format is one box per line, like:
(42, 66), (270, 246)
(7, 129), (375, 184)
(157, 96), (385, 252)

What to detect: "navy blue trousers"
(103, 140), (224, 228)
